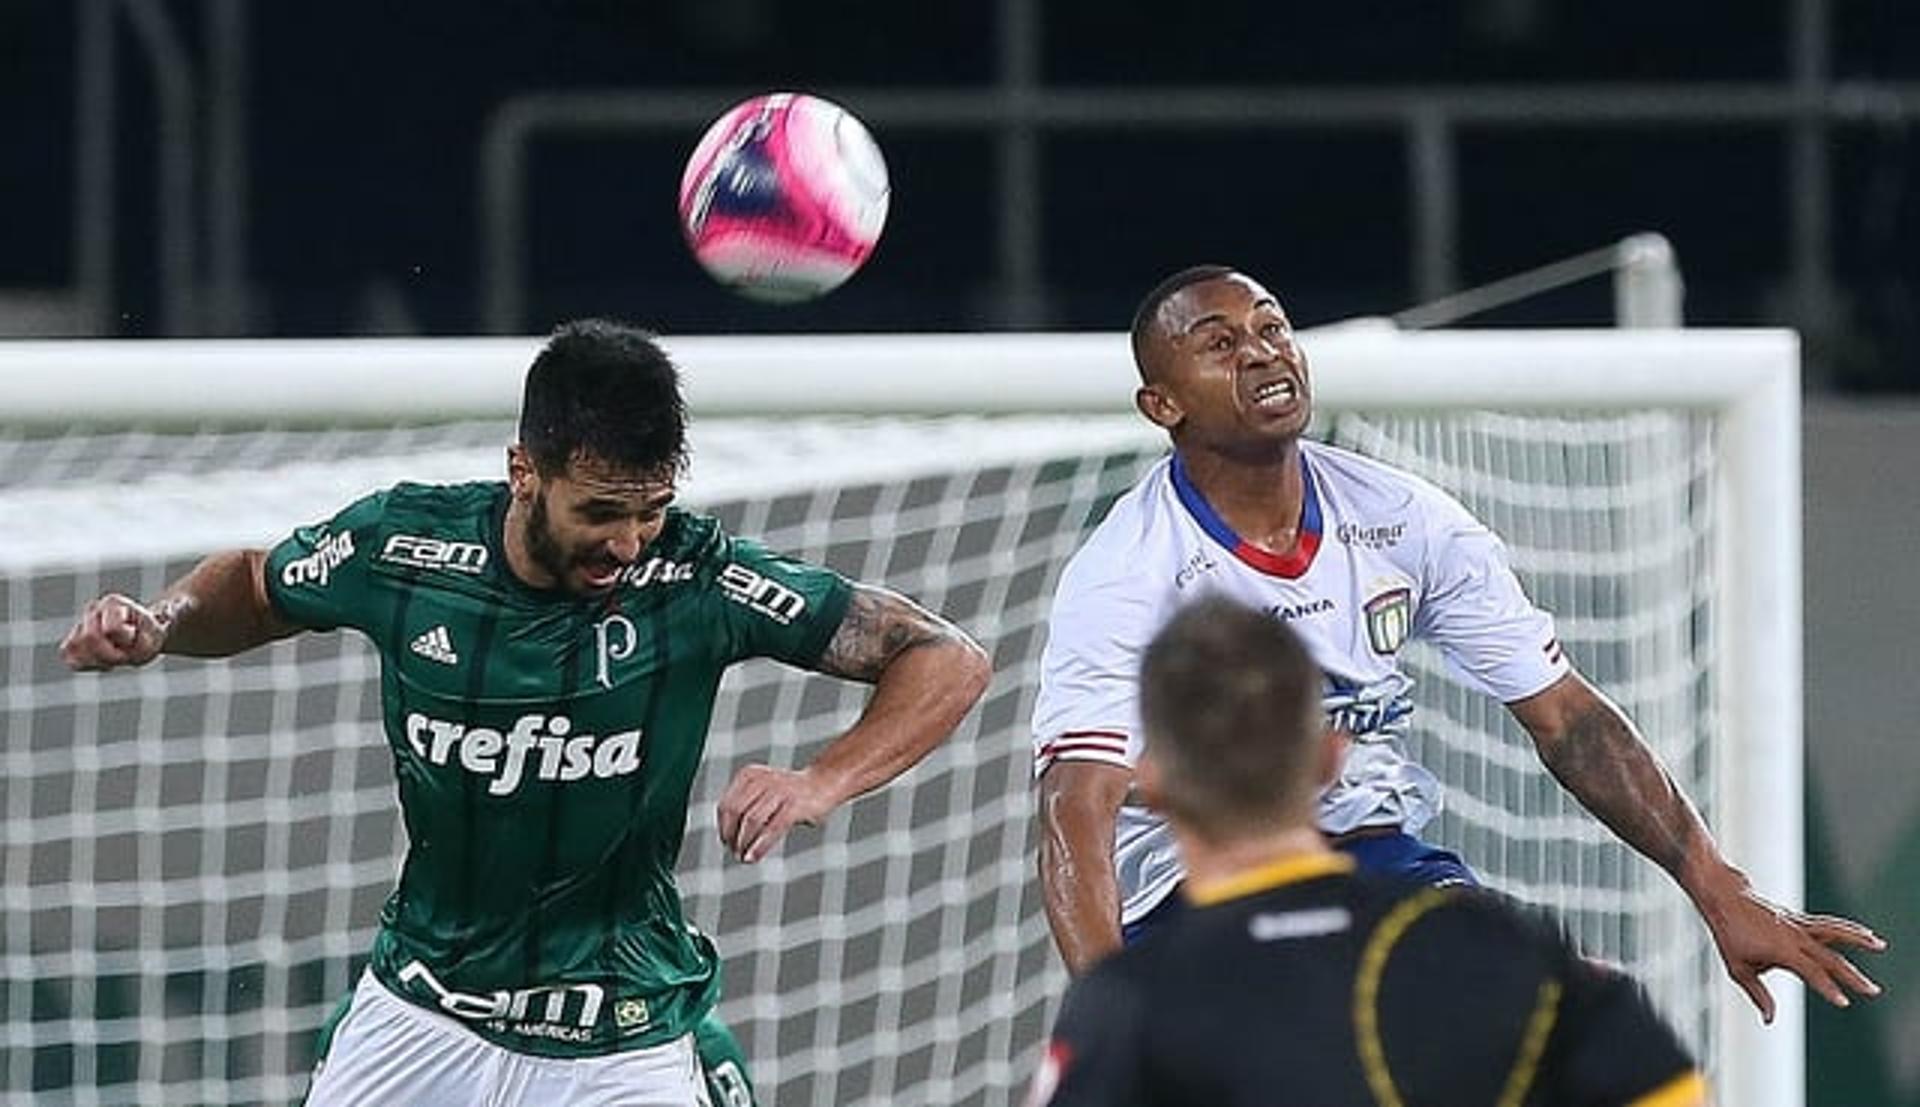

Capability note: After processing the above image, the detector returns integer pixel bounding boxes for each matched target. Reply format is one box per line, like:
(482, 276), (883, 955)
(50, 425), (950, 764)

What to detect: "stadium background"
(2, 1), (1916, 1103)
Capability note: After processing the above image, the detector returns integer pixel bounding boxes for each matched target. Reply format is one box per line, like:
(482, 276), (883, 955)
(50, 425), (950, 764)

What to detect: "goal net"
(0, 328), (1800, 1107)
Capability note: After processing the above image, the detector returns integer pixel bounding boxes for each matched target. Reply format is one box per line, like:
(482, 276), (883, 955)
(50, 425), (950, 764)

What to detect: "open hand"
(1704, 883), (1885, 1023)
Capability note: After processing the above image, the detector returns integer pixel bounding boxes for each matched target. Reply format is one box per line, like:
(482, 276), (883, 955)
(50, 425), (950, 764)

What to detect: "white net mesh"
(1328, 409), (1719, 1055)
(5, 399), (1719, 1106)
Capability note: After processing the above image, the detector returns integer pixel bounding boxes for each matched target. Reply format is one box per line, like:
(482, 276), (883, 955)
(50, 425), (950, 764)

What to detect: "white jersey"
(1032, 440), (1569, 924)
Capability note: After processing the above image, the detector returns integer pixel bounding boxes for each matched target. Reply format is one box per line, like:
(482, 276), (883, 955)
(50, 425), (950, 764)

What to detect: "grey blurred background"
(2, 1), (1916, 1102)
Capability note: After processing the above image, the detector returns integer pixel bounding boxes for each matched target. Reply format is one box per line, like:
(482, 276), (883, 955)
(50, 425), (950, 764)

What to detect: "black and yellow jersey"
(1034, 853), (1704, 1107)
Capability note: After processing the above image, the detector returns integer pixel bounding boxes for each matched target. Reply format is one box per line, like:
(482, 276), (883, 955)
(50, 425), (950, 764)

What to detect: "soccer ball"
(678, 92), (890, 303)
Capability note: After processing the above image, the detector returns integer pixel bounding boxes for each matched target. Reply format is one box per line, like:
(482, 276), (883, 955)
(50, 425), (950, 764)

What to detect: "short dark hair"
(1139, 595), (1323, 840)
(1129, 264), (1240, 382)
(519, 319), (688, 479)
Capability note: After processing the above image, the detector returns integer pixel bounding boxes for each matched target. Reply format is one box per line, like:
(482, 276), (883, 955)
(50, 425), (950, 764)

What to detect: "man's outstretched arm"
(1510, 670), (1885, 1021)
(60, 549), (299, 671)
(716, 582), (991, 862)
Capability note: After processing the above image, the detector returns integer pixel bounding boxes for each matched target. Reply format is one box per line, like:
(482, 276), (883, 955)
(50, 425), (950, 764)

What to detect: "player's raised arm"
(59, 548), (299, 671)
(716, 582), (990, 863)
(1510, 669), (1887, 1021)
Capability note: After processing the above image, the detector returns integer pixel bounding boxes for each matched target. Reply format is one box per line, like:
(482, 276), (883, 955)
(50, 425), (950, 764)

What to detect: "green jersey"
(265, 481), (852, 1058)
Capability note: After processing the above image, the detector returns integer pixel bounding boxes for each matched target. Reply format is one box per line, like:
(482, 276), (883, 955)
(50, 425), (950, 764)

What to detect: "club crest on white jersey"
(1362, 585), (1412, 654)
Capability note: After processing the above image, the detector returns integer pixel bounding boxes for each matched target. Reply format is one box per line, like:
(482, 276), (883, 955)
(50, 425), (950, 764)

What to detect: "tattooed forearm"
(1533, 700), (1702, 880)
(818, 584), (956, 682)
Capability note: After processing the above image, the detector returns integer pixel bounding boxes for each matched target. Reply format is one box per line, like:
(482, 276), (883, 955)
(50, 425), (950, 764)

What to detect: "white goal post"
(0, 327), (1800, 1107)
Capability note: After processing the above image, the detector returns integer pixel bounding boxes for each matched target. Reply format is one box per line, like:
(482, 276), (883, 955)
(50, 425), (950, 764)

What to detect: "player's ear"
(1136, 384), (1183, 430)
(506, 445), (539, 501)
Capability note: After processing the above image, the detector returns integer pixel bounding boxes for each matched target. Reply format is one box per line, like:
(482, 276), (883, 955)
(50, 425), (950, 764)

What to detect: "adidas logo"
(409, 625), (459, 666)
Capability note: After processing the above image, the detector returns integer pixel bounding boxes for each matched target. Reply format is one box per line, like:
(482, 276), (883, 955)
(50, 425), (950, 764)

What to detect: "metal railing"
(53, 0), (1920, 380)
(476, 80), (1920, 343)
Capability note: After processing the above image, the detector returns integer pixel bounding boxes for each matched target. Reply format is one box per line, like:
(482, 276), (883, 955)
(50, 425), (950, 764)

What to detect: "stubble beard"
(523, 492), (578, 592)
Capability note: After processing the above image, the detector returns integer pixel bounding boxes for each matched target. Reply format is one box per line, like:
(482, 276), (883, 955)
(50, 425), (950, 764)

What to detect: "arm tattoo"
(1535, 701), (1699, 878)
(817, 584), (950, 682)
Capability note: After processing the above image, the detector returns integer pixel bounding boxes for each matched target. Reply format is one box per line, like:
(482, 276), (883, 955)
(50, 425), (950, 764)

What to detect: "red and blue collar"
(1169, 451), (1323, 579)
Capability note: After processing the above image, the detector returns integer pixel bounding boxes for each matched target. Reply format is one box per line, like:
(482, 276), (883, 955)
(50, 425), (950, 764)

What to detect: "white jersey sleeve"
(1412, 490), (1570, 703)
(1031, 551), (1161, 777)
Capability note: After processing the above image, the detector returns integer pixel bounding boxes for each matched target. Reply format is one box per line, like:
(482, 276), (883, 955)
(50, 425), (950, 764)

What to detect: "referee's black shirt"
(1033, 853), (1704, 1107)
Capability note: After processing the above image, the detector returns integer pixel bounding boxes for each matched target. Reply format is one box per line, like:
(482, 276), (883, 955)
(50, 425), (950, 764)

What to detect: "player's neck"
(1176, 824), (1332, 892)
(1176, 441), (1307, 554)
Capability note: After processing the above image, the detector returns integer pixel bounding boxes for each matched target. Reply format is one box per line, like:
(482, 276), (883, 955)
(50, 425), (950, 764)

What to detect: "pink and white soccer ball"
(678, 93), (890, 303)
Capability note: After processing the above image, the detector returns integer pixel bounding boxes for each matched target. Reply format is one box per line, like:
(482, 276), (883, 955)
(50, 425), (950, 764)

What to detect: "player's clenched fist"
(60, 593), (167, 671)
(717, 764), (840, 864)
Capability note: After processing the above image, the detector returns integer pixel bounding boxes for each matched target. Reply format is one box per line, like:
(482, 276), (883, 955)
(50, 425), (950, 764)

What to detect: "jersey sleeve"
(710, 534), (855, 668)
(1543, 956), (1704, 1106)
(263, 489), (392, 632)
(1030, 558), (1159, 778)
(1027, 968), (1154, 1107)
(1410, 490), (1569, 703)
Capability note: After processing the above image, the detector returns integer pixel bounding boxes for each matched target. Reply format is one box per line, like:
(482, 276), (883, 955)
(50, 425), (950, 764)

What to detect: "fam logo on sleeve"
(718, 563), (807, 624)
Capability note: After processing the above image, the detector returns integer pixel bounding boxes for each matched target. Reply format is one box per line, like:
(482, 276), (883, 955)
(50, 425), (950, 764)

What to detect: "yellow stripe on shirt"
(1185, 852), (1357, 907)
(1352, 886), (1457, 1107)
(1629, 1071), (1709, 1107)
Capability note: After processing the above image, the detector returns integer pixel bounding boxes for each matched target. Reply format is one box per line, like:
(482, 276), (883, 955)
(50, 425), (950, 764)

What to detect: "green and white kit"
(267, 481), (851, 1058)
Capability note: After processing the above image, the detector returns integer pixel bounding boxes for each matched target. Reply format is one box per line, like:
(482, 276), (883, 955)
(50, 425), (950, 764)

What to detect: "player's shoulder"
(1303, 440), (1487, 554)
(1367, 880), (1576, 995)
(652, 505), (724, 556)
(1056, 455), (1178, 591)
(611, 507), (777, 593)
(374, 480), (504, 532)
(1353, 869), (1550, 934)
(1127, 868), (1379, 972)
(350, 480), (503, 560)
(279, 480), (502, 587)
(1303, 440), (1461, 514)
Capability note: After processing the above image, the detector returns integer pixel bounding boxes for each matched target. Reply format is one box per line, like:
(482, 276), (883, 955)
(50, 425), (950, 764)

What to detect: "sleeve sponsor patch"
(718, 562), (808, 624)
(279, 530), (356, 588)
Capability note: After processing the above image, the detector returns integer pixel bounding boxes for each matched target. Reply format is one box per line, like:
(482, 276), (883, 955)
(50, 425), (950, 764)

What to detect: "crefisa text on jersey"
(616, 556), (695, 588)
(403, 711), (643, 796)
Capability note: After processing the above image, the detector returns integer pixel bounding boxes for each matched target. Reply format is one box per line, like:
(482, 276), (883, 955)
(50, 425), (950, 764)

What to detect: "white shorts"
(305, 971), (711, 1107)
